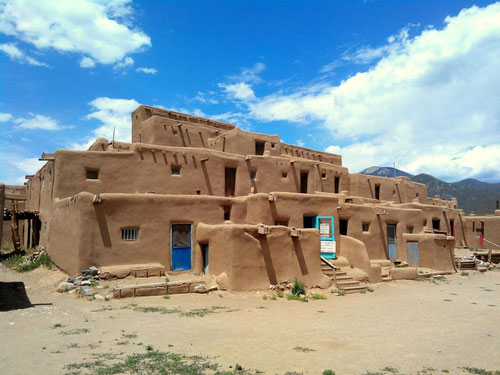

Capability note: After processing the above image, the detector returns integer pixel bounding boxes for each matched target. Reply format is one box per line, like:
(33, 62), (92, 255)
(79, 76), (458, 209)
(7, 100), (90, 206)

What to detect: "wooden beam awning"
(3, 210), (39, 221)
(39, 153), (55, 161)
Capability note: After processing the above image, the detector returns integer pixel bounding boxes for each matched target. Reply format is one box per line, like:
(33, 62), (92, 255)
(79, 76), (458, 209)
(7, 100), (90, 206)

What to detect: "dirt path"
(0, 265), (499, 375)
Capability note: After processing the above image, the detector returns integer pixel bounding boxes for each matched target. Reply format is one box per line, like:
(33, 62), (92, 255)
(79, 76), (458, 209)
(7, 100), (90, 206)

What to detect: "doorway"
(387, 224), (397, 259)
(300, 172), (308, 194)
(407, 242), (419, 266)
(201, 243), (209, 274)
(225, 167), (236, 197)
(171, 224), (191, 271)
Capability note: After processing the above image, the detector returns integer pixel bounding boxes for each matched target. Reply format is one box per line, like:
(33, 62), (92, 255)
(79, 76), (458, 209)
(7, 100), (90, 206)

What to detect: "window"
(86, 169), (99, 179)
(339, 219), (349, 235)
(171, 166), (181, 175)
(423, 219), (427, 227)
(250, 170), (257, 179)
(275, 220), (288, 226)
(225, 167), (236, 197)
(300, 172), (308, 194)
(416, 193), (419, 198)
(303, 215), (316, 229)
(321, 172), (326, 179)
(282, 171), (288, 178)
(122, 228), (139, 241)
(407, 226), (414, 234)
(271, 143), (276, 149)
(255, 141), (265, 155)
(432, 219), (440, 231)
(362, 223), (370, 232)
(472, 222), (476, 232)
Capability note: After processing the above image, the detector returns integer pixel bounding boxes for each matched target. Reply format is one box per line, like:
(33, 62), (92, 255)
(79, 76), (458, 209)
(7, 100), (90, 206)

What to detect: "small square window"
(86, 169), (99, 179)
(171, 166), (181, 175)
(223, 205), (231, 221)
(122, 228), (139, 241)
(321, 172), (326, 179)
(250, 170), (257, 179)
(255, 141), (265, 155)
(407, 226), (414, 234)
(282, 172), (288, 178)
(362, 223), (370, 232)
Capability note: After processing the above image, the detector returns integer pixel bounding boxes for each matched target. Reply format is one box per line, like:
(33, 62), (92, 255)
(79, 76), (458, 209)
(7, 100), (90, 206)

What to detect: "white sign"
(319, 223), (330, 235)
(321, 241), (336, 253)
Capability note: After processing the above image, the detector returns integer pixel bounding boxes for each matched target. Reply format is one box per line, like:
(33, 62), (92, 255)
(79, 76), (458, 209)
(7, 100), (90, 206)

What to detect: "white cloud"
(114, 56), (134, 70)
(219, 82), (256, 101)
(228, 62), (266, 83)
(0, 112), (13, 122)
(14, 114), (63, 130)
(221, 3), (500, 182)
(79, 56), (95, 68)
(0, 0), (151, 66)
(0, 42), (48, 66)
(73, 97), (140, 148)
(136, 67), (157, 74)
(15, 157), (46, 175)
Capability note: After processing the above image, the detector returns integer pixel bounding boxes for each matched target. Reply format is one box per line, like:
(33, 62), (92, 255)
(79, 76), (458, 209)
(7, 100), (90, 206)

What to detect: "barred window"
(122, 228), (139, 241)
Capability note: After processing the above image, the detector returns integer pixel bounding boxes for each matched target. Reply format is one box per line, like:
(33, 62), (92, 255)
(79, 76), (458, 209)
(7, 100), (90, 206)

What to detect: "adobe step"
(381, 276), (393, 282)
(338, 285), (367, 294)
(334, 270), (347, 276)
(335, 275), (353, 281)
(336, 280), (360, 287)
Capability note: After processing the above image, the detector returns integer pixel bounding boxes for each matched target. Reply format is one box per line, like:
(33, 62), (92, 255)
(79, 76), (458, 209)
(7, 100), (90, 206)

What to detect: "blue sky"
(1, 0), (499, 185)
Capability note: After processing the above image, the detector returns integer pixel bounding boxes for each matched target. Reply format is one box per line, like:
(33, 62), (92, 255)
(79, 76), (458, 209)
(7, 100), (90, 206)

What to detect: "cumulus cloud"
(71, 97), (140, 149)
(15, 157), (46, 175)
(136, 67), (157, 74)
(221, 4), (500, 182)
(14, 114), (63, 130)
(79, 57), (95, 68)
(0, 42), (48, 66)
(0, 0), (151, 66)
(114, 56), (134, 70)
(219, 62), (265, 101)
(0, 112), (13, 122)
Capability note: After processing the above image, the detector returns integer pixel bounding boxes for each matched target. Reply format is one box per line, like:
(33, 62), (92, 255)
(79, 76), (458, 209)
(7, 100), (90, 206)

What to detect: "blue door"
(387, 224), (397, 259)
(171, 224), (192, 271)
(407, 242), (419, 266)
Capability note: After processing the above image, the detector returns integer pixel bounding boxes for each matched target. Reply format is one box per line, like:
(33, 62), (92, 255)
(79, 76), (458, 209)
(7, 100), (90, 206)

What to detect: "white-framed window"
(121, 228), (139, 241)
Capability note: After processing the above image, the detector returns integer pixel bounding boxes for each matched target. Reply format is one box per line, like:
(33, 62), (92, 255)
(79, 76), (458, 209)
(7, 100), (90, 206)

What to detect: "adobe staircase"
(321, 258), (367, 294)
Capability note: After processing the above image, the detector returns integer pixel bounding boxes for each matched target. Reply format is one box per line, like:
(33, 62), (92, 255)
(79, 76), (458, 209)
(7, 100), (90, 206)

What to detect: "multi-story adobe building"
(1, 106), (499, 291)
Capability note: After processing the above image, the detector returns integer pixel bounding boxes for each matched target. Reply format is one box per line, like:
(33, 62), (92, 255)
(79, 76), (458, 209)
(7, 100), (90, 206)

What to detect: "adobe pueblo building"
(2, 106), (500, 291)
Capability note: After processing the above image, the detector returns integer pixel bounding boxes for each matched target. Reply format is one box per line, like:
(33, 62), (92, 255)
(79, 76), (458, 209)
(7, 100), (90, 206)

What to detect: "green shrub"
(323, 370), (336, 375)
(277, 290), (284, 298)
(310, 293), (327, 300)
(291, 279), (306, 296)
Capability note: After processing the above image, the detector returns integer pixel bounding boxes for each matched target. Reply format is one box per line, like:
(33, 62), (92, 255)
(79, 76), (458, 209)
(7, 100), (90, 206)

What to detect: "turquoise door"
(316, 216), (335, 259)
(387, 224), (397, 259)
(407, 242), (419, 266)
(171, 224), (192, 271)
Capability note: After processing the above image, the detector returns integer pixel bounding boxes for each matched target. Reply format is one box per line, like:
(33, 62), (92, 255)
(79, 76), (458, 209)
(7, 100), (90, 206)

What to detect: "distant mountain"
(360, 167), (500, 215)
(359, 166), (414, 178)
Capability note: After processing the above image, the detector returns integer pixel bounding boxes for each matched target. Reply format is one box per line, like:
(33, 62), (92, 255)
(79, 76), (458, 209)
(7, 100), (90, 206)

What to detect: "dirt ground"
(0, 264), (499, 375)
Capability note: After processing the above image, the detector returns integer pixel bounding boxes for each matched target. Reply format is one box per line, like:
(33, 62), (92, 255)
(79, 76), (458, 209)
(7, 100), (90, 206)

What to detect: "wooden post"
(10, 201), (21, 254)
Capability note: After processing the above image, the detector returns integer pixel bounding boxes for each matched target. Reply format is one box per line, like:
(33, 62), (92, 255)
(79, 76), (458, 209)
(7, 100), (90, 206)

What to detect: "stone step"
(334, 271), (347, 276)
(381, 276), (393, 282)
(336, 280), (360, 287)
(338, 285), (367, 294)
(335, 275), (353, 281)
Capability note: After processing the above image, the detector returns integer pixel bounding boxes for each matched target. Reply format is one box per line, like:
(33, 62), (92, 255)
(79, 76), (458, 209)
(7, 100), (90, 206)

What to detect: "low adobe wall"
(196, 223), (331, 291)
(403, 233), (456, 271)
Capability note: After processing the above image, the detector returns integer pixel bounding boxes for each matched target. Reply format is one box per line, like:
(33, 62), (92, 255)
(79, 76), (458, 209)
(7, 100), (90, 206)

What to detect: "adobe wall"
(403, 233), (456, 271)
(47, 192), (248, 275)
(131, 106), (235, 144)
(51, 145), (350, 200)
(349, 174), (428, 204)
(461, 214), (500, 249)
(209, 127), (282, 157)
(196, 223), (332, 291)
(0, 182), (4, 248)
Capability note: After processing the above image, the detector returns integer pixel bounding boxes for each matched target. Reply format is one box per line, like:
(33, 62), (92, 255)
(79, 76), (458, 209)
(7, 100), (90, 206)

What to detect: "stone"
(216, 272), (229, 291)
(208, 285), (218, 292)
(94, 294), (105, 300)
(167, 281), (190, 294)
(67, 276), (76, 284)
(81, 286), (94, 296)
(81, 280), (91, 286)
(193, 283), (209, 293)
(88, 266), (99, 275)
(58, 282), (77, 293)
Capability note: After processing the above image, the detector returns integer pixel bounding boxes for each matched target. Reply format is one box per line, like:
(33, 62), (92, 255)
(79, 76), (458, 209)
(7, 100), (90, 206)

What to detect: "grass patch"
(367, 286), (374, 292)
(293, 346), (315, 352)
(443, 299), (452, 302)
(331, 289), (345, 296)
(461, 368), (500, 375)
(17, 254), (54, 272)
(52, 323), (64, 329)
(277, 290), (284, 298)
(287, 294), (308, 302)
(310, 293), (327, 300)
(323, 371), (335, 375)
(59, 328), (90, 336)
(461, 271), (470, 276)
(122, 333), (137, 339)
(163, 295), (170, 300)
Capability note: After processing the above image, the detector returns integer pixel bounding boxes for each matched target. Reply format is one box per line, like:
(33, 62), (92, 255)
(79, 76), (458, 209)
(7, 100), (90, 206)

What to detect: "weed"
(262, 295), (267, 300)
(291, 279), (306, 296)
(360, 289), (367, 294)
(293, 346), (315, 352)
(116, 341), (129, 345)
(461, 271), (469, 276)
(442, 370), (449, 373)
(443, 299), (452, 302)
(317, 310), (326, 313)
(219, 294), (224, 298)
(90, 281), (98, 287)
(59, 328), (90, 335)
(256, 306), (266, 309)
(163, 295), (170, 299)
(146, 345), (153, 351)
(68, 343), (80, 348)
(52, 323), (63, 329)
(122, 333), (137, 339)
(323, 370), (336, 375)
(271, 294), (277, 300)
(165, 277), (170, 282)
(1, 254), (23, 269)
(310, 293), (326, 300)
(287, 294), (308, 302)
(331, 289), (345, 296)
(367, 286), (374, 292)
(17, 254), (54, 272)
(350, 264), (354, 269)
(277, 290), (284, 298)
(460, 367), (500, 375)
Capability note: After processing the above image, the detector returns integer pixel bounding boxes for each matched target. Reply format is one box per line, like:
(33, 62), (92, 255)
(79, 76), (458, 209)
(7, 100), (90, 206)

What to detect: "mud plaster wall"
(196, 223), (331, 291)
(48, 192), (248, 275)
(403, 233), (455, 270)
(338, 235), (379, 282)
(462, 215), (500, 249)
(0, 183), (4, 247)
(51, 147), (349, 200)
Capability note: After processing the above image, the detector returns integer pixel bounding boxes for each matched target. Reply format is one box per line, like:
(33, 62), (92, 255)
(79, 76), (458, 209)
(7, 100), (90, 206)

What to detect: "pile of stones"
(57, 266), (109, 299)
(19, 246), (46, 266)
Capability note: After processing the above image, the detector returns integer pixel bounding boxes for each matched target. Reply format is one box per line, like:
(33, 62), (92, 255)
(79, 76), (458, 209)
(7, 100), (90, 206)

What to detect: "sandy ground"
(0, 265), (499, 375)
